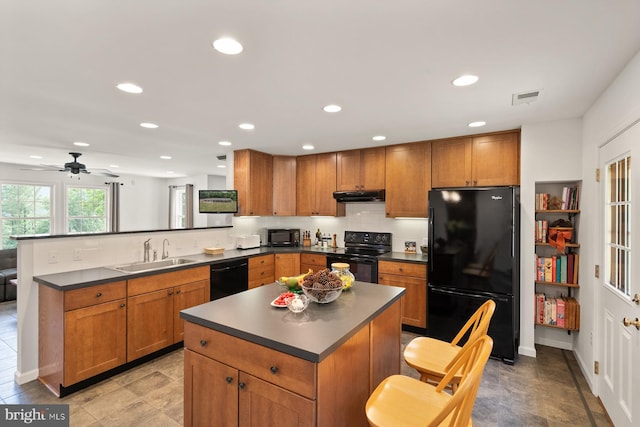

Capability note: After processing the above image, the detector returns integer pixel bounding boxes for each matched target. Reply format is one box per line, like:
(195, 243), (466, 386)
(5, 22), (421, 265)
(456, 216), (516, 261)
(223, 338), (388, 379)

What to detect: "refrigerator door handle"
(430, 285), (511, 303)
(428, 207), (434, 272)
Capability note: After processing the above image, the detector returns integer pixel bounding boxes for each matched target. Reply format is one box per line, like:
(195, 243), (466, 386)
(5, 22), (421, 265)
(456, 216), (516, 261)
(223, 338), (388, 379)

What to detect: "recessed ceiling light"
(116, 82), (143, 94)
(468, 121), (486, 127)
(452, 75), (479, 87)
(29, 155), (43, 159)
(239, 123), (255, 130)
(109, 164), (119, 168)
(212, 37), (243, 55)
(217, 165), (226, 168)
(323, 104), (342, 113)
(160, 155), (172, 160)
(302, 144), (314, 150)
(140, 122), (158, 129)
(372, 135), (386, 141)
(219, 141), (232, 146)
(73, 141), (90, 147)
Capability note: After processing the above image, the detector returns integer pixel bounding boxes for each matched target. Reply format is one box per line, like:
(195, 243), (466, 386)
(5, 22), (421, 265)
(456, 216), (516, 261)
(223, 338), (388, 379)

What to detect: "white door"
(598, 121), (640, 427)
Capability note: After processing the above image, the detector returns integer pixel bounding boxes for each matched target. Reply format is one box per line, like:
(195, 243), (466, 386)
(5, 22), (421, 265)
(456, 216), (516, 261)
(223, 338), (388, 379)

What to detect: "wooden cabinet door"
(471, 132), (520, 186)
(296, 155), (316, 216)
(360, 146), (385, 190)
(63, 299), (127, 385)
(336, 149), (362, 191)
(314, 152), (339, 216)
(300, 253), (327, 274)
(127, 289), (174, 361)
(235, 149), (273, 216)
(184, 349), (238, 427)
(249, 255), (275, 289)
(431, 137), (472, 188)
(272, 156), (297, 216)
(378, 274), (427, 328)
(385, 142), (431, 218)
(173, 280), (210, 343)
(275, 253), (301, 279)
(238, 372), (315, 427)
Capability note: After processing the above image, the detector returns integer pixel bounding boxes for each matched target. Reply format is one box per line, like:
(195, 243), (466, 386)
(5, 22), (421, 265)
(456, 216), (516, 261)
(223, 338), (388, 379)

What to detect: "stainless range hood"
(333, 189), (385, 203)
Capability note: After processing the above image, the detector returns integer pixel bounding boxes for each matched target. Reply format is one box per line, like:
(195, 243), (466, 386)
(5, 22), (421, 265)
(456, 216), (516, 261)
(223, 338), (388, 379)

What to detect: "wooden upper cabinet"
(336, 147), (385, 191)
(471, 132), (520, 186)
(296, 152), (345, 216)
(431, 131), (520, 188)
(234, 149), (273, 216)
(385, 142), (431, 218)
(272, 156), (296, 216)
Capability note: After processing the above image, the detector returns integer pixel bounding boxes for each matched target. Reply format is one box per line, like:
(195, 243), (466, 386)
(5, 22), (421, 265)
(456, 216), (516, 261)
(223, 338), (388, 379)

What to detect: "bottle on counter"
(316, 228), (322, 246)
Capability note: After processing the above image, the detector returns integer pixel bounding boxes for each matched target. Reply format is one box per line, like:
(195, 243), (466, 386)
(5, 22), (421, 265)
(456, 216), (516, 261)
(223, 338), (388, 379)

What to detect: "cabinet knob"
(238, 382), (246, 389)
(120, 303), (126, 308)
(200, 339), (207, 347)
(465, 180), (470, 186)
(473, 180), (477, 186)
(168, 291), (174, 296)
(274, 212), (277, 215)
(96, 292), (102, 298)
(398, 268), (403, 272)
(176, 290), (181, 294)
(225, 376), (234, 384)
(270, 366), (279, 374)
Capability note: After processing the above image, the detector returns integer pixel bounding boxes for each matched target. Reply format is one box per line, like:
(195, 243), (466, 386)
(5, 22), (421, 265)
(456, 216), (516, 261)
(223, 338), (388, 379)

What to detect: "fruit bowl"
(286, 294), (309, 313)
(301, 283), (343, 304)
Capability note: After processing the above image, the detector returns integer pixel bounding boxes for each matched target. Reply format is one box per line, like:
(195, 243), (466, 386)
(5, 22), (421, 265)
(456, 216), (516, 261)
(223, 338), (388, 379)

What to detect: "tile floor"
(0, 300), (612, 426)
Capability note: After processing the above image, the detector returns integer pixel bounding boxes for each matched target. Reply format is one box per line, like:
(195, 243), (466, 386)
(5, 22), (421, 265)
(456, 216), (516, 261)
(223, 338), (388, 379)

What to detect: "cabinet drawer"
(377, 260), (426, 278)
(248, 266), (275, 288)
(128, 266), (209, 296)
(184, 322), (316, 399)
(64, 281), (127, 311)
(249, 254), (274, 269)
(300, 253), (326, 267)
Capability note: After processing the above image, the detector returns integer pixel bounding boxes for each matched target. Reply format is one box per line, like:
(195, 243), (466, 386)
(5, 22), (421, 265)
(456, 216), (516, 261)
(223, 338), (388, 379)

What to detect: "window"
(605, 155), (631, 295)
(67, 186), (108, 234)
(0, 183), (52, 248)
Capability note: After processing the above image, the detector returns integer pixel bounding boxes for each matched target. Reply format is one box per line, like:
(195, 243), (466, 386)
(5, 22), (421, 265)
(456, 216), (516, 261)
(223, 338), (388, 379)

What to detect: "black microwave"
(266, 228), (300, 247)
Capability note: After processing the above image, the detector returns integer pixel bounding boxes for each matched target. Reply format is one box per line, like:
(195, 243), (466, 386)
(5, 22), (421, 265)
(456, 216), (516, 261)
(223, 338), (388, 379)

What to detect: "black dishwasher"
(210, 258), (249, 300)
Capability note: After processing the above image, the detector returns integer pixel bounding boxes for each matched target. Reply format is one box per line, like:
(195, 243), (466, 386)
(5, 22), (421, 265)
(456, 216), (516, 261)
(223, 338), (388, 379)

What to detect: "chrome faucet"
(143, 238), (151, 262)
(162, 238), (170, 259)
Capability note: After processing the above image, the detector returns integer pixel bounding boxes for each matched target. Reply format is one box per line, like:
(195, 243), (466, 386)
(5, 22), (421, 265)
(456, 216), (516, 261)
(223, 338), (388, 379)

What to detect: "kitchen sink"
(108, 258), (198, 273)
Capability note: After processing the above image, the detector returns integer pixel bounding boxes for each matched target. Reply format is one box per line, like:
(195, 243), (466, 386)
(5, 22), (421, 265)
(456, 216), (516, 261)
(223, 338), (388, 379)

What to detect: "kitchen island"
(180, 281), (404, 427)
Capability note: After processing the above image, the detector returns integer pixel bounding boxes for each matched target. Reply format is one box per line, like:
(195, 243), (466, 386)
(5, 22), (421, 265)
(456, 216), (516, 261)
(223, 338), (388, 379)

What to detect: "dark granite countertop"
(34, 246), (425, 291)
(180, 282), (405, 363)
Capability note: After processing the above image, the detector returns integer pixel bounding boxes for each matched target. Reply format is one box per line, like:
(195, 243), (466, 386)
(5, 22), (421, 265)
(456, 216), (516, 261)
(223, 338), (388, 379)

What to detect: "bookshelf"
(534, 181), (581, 332)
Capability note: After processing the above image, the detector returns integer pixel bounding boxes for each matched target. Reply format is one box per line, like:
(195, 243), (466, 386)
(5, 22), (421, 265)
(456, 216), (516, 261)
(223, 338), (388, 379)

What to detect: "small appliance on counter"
(236, 234), (261, 249)
(264, 228), (300, 247)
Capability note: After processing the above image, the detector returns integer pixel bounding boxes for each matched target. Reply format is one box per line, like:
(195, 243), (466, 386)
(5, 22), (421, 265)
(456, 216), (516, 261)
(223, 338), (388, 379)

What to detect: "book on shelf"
(561, 185), (580, 210)
(535, 254), (577, 285)
(535, 294), (579, 329)
(535, 193), (550, 210)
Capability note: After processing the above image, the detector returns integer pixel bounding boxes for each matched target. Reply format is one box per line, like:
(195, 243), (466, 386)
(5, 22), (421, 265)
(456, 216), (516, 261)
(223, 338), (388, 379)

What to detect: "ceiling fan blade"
(20, 164), (64, 171)
(87, 168), (120, 178)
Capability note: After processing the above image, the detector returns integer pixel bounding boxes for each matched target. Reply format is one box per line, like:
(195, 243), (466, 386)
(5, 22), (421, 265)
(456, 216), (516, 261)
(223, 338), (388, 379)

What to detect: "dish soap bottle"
(331, 263), (355, 291)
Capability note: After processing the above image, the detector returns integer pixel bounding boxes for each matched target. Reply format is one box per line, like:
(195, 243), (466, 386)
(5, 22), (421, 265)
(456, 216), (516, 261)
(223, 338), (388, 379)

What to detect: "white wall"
(519, 119), (583, 357)
(577, 49), (640, 393)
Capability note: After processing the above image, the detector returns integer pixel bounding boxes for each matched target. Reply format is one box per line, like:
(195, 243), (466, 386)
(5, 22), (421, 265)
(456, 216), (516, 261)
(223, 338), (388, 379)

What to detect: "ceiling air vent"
(216, 155), (227, 161)
(512, 89), (541, 106)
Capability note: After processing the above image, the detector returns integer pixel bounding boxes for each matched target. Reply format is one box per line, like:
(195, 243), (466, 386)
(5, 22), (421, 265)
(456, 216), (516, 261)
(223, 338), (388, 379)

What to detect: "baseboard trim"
(15, 368), (39, 385)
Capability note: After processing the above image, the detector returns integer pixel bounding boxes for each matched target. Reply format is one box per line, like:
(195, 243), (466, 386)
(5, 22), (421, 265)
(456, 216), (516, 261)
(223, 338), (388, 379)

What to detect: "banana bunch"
(279, 269), (313, 291)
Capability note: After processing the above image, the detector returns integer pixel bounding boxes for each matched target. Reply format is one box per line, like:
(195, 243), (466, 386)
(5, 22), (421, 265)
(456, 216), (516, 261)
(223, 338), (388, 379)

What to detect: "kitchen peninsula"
(180, 282), (404, 427)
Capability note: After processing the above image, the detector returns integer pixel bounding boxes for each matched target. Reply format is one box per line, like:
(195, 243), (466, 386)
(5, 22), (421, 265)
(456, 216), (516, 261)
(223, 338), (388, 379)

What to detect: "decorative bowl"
(286, 294), (309, 313)
(301, 283), (343, 304)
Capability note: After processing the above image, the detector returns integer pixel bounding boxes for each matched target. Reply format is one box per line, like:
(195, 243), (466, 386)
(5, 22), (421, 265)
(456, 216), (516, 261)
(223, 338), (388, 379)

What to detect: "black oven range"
(326, 231), (392, 283)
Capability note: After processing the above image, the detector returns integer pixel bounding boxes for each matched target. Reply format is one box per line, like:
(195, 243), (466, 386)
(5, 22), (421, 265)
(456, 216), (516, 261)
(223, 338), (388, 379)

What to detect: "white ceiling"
(2, 1), (640, 178)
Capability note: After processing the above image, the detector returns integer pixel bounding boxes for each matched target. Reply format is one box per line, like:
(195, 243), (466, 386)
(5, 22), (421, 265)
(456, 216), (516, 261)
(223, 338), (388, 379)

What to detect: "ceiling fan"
(24, 152), (119, 178)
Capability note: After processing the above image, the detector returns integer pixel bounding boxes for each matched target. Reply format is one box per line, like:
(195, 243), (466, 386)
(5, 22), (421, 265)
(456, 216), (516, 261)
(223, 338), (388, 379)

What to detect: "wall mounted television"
(198, 190), (238, 214)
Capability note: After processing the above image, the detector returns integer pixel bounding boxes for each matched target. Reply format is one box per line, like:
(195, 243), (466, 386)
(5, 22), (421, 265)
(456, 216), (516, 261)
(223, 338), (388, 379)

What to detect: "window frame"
(0, 181), (54, 248)
(65, 183), (110, 234)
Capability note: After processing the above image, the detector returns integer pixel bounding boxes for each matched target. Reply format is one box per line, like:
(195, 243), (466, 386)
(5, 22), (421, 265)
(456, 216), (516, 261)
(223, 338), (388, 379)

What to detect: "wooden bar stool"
(404, 299), (495, 392)
(366, 335), (493, 427)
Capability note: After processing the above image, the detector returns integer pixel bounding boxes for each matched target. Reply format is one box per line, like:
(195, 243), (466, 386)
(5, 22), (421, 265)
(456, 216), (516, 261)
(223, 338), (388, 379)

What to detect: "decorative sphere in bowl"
(286, 294), (309, 313)
(302, 283), (343, 304)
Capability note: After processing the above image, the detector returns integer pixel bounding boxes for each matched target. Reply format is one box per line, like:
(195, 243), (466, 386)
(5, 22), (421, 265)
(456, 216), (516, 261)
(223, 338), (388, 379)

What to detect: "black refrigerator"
(427, 187), (520, 364)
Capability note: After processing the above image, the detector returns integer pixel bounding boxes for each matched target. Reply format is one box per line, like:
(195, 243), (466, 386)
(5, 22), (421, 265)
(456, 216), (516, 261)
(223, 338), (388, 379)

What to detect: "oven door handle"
(331, 256), (377, 265)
